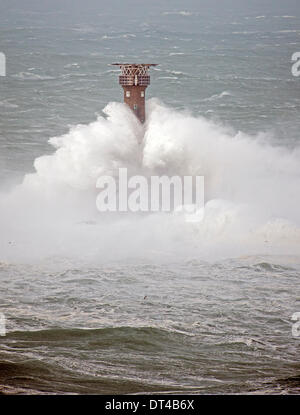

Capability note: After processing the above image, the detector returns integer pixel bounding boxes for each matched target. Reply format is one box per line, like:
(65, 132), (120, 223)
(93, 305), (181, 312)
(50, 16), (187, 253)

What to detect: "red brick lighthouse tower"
(112, 63), (157, 123)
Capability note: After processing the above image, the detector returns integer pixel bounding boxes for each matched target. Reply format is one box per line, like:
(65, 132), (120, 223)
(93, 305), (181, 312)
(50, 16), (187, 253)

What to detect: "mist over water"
(0, 99), (299, 264)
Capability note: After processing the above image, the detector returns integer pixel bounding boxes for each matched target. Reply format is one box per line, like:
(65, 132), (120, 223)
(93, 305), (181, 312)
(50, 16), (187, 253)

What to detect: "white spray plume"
(0, 99), (299, 263)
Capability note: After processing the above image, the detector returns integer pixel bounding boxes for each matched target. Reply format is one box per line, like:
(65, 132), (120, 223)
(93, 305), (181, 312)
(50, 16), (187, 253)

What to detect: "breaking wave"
(0, 99), (300, 262)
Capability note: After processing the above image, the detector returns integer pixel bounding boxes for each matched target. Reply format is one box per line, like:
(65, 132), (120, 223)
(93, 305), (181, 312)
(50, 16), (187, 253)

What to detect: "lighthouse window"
(126, 91), (130, 97)
(141, 91), (144, 97)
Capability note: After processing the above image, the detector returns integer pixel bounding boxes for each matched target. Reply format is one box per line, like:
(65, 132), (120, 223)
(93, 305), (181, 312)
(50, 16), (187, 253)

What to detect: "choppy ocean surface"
(0, 1), (299, 394)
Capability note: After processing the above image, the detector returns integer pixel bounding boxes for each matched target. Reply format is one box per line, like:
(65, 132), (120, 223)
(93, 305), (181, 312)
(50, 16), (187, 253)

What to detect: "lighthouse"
(112, 63), (157, 123)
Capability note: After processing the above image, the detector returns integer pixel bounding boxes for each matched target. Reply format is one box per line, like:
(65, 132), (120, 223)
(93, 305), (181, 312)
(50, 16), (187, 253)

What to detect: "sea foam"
(0, 99), (299, 262)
